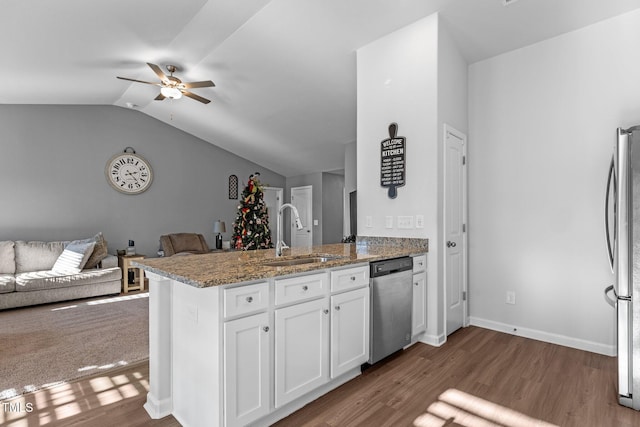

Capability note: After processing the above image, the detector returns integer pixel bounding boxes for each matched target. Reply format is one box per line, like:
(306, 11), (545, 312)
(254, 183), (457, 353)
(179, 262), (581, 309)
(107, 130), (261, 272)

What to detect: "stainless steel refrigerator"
(605, 125), (640, 409)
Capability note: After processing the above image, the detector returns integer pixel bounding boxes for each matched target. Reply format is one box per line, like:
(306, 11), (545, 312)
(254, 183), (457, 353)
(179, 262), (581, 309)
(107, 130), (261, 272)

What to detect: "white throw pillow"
(51, 241), (96, 274)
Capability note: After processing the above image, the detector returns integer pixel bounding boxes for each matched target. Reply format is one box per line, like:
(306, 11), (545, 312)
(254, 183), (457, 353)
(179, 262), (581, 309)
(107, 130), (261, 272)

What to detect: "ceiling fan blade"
(147, 63), (168, 83)
(182, 90), (211, 104)
(116, 76), (161, 86)
(154, 93), (166, 101)
(181, 80), (215, 89)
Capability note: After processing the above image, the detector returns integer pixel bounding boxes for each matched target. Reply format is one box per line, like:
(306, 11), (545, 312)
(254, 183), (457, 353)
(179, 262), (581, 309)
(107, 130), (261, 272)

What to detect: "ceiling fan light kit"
(117, 63), (214, 104)
(160, 86), (182, 99)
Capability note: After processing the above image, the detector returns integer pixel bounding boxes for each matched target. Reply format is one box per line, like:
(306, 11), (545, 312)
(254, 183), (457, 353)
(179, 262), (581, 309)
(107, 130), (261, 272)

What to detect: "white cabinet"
(223, 312), (270, 427)
(412, 254), (427, 337)
(274, 272), (327, 306)
(330, 286), (369, 378)
(223, 281), (269, 319)
(275, 297), (329, 408)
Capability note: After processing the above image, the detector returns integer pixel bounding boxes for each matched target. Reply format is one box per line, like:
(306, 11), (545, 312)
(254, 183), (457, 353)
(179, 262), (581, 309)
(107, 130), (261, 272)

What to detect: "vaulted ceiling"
(3, 0), (639, 176)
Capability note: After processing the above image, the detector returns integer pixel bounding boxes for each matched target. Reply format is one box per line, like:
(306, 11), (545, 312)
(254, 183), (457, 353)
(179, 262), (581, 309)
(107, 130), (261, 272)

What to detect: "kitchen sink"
(261, 255), (344, 267)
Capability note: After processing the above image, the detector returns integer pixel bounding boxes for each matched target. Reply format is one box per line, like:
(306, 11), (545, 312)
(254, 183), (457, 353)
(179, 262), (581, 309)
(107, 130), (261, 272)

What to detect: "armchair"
(160, 233), (210, 257)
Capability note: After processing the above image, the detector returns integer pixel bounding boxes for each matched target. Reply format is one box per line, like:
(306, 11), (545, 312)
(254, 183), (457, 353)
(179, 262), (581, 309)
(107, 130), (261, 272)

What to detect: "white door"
(263, 187), (283, 241)
(223, 312), (270, 427)
(274, 298), (329, 408)
(444, 124), (468, 335)
(330, 287), (369, 378)
(291, 185), (313, 247)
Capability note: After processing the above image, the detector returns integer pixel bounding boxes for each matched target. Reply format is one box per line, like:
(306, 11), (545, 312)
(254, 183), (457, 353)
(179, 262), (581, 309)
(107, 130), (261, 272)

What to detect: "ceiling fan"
(117, 63), (215, 104)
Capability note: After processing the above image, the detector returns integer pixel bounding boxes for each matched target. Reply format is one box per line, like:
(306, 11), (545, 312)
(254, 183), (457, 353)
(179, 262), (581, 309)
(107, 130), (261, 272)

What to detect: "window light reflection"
(414, 388), (558, 427)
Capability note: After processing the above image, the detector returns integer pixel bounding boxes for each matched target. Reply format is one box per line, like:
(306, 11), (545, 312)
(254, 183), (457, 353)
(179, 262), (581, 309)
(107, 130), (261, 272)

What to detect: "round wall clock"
(105, 148), (153, 194)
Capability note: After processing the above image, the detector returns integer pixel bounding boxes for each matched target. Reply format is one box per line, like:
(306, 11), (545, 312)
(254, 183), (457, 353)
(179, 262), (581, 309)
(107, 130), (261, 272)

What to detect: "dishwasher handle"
(370, 257), (413, 277)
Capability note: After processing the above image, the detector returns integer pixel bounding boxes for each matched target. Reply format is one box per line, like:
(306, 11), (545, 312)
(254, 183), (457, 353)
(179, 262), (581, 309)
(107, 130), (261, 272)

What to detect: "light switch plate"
(397, 216), (413, 229)
(385, 216), (393, 228)
(415, 215), (424, 228)
(365, 216), (373, 228)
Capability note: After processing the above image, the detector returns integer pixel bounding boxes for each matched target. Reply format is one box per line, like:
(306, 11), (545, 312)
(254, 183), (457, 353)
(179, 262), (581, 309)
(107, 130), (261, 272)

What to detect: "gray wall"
(321, 172), (345, 244)
(284, 172), (345, 246)
(0, 105), (285, 257)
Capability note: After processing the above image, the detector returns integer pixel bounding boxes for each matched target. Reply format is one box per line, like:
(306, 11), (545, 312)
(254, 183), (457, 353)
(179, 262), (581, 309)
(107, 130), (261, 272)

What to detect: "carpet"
(0, 293), (149, 399)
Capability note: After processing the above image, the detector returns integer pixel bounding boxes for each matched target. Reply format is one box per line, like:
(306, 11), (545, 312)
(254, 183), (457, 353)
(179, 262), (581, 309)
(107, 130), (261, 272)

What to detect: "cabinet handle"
(323, 309), (329, 314)
(414, 282), (419, 286)
(246, 296), (253, 303)
(302, 285), (308, 291)
(263, 326), (269, 332)
(350, 276), (356, 281)
(335, 306), (341, 311)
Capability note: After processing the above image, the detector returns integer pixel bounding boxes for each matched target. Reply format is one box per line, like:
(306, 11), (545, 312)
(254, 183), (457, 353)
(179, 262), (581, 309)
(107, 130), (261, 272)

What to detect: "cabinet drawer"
(330, 265), (369, 293)
(413, 254), (427, 273)
(224, 282), (269, 319)
(275, 273), (327, 306)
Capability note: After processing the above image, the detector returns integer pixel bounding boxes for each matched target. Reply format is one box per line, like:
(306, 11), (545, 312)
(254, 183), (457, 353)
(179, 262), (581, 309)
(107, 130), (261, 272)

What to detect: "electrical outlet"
(365, 216), (373, 228)
(506, 291), (516, 305)
(385, 216), (393, 228)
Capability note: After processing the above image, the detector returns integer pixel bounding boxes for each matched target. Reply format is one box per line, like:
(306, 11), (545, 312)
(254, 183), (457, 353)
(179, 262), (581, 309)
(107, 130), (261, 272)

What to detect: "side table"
(118, 254), (147, 293)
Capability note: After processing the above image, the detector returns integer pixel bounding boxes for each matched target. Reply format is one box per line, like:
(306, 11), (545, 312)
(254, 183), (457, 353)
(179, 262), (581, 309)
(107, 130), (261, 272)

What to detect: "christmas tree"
(232, 173), (273, 250)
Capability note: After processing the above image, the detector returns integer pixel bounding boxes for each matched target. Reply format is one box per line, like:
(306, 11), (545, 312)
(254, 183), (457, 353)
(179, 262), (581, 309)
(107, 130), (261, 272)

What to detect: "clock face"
(105, 153), (153, 194)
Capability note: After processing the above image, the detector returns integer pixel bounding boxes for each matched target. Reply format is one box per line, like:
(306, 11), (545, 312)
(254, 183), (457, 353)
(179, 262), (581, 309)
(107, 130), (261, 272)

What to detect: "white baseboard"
(418, 332), (446, 347)
(469, 317), (615, 357)
(144, 393), (172, 419)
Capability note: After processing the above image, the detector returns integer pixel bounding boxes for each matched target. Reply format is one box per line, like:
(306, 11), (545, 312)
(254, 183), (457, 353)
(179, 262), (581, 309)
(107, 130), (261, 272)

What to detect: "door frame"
(263, 187), (283, 242)
(443, 124), (469, 331)
(290, 185), (313, 247)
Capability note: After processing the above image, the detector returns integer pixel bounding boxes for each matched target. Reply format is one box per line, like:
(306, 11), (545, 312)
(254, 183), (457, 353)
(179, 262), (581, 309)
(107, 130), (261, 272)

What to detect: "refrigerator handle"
(605, 156), (615, 272)
(604, 284), (617, 308)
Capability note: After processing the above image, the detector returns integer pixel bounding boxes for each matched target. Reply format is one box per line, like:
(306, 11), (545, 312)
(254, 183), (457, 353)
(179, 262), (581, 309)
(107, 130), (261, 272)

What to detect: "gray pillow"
(84, 233), (109, 269)
(51, 241), (96, 274)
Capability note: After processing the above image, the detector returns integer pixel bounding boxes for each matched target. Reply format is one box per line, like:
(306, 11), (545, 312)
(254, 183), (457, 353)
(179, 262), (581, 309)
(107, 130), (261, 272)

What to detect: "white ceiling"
(3, 0), (640, 177)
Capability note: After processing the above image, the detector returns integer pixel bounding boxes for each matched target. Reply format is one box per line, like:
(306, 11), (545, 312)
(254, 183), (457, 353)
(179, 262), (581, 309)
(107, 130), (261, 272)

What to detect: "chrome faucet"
(276, 203), (303, 257)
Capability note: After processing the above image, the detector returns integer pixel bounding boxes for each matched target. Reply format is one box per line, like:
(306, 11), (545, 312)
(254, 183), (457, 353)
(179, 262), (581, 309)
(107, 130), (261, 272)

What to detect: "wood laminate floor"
(3, 326), (638, 427)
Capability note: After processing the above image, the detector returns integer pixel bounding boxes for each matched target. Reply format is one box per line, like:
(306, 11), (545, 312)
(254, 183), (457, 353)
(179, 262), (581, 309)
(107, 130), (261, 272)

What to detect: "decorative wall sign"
(228, 174), (238, 199)
(380, 123), (406, 199)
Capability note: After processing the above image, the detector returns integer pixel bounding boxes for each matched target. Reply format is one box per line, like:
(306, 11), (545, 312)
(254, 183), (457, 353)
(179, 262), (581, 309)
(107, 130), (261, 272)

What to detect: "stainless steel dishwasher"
(369, 256), (413, 364)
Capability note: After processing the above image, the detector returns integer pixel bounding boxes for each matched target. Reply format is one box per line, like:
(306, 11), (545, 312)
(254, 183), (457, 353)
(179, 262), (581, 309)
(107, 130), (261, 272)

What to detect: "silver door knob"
(335, 306), (341, 311)
(302, 285), (308, 291)
(263, 326), (269, 332)
(246, 296), (253, 303)
(447, 241), (457, 248)
(323, 309), (329, 314)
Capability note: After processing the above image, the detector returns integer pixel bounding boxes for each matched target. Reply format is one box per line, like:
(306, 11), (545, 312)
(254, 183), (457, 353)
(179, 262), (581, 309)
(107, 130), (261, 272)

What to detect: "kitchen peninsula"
(136, 237), (428, 427)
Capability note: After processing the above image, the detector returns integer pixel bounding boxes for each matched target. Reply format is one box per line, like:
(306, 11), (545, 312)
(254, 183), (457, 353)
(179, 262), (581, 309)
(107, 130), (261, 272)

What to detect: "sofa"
(0, 233), (122, 310)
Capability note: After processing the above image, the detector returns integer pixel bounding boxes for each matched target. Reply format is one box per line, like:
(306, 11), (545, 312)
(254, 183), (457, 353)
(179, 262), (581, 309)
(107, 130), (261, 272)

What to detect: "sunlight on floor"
(49, 292), (148, 312)
(0, 368), (149, 426)
(86, 292), (149, 305)
(414, 389), (558, 427)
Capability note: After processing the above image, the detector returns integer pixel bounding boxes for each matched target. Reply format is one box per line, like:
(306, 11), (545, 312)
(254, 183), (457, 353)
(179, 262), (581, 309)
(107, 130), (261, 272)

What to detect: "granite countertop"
(134, 237), (428, 288)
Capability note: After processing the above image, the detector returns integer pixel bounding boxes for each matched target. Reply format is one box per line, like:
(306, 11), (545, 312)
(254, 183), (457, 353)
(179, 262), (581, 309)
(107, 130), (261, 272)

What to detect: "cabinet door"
(224, 312), (270, 427)
(331, 287), (370, 378)
(412, 271), (427, 336)
(275, 298), (329, 408)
